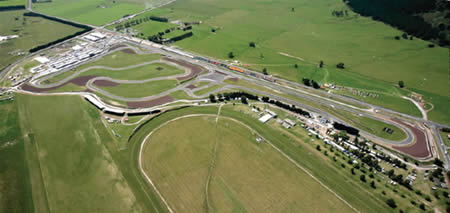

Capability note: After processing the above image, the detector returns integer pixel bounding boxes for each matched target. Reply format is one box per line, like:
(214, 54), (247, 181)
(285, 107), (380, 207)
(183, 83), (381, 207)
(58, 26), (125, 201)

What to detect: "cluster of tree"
(441, 127), (450, 133)
(169, 31), (193, 42)
(148, 31), (193, 44)
(386, 198), (397, 208)
(331, 131), (349, 141)
(23, 12), (91, 30)
(149, 16), (168, 22)
(0, 5), (25, 11)
(302, 78), (320, 89)
(261, 96), (311, 117)
(115, 15), (170, 31)
(430, 167), (445, 182)
(336, 62), (345, 69)
(333, 122), (360, 136)
(210, 92), (259, 103)
(23, 12), (92, 53)
(433, 158), (444, 167)
(249, 42), (256, 47)
(394, 32), (413, 41)
(331, 10), (349, 17)
(386, 169), (413, 190)
(345, 0), (449, 46)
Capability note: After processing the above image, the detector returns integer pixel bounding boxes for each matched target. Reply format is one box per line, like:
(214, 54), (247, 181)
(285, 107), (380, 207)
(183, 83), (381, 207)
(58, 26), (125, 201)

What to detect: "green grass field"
(0, 10), (83, 72)
(78, 63), (184, 81)
(328, 108), (407, 142)
(193, 84), (223, 96)
(439, 130), (450, 147)
(15, 94), (164, 212)
(142, 115), (354, 212)
(0, 99), (33, 213)
(147, 0), (449, 124)
(130, 105), (404, 212)
(32, 0), (172, 26)
(43, 51), (162, 85)
(100, 79), (177, 98)
(0, 0), (26, 7)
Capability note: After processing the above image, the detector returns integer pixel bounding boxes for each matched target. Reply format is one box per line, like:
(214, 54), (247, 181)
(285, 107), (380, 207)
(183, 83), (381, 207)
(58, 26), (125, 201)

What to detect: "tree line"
(23, 12), (92, 53)
(0, 5), (25, 11)
(345, 0), (449, 46)
(114, 15), (168, 31)
(261, 96), (311, 117)
(333, 122), (360, 136)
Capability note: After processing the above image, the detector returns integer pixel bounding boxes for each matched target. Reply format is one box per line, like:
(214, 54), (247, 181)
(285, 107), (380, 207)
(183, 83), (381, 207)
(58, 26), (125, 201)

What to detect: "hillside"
(346, 0), (449, 46)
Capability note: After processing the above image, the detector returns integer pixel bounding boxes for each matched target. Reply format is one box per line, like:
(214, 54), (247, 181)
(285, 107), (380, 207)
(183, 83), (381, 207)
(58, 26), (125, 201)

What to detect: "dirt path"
(204, 105), (223, 212)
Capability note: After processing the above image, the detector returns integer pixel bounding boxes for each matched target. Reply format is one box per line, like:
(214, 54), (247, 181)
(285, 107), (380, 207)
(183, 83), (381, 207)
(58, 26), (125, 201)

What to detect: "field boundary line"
(220, 117), (361, 213)
(204, 105), (223, 212)
(138, 113), (359, 213)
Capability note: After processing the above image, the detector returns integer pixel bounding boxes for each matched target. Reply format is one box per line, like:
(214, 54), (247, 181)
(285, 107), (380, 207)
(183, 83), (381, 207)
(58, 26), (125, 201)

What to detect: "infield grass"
(130, 105), (399, 212)
(100, 79), (177, 98)
(42, 51), (162, 85)
(141, 115), (354, 212)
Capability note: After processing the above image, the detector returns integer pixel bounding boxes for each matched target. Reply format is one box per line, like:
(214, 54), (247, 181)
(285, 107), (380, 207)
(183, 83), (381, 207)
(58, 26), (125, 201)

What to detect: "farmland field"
(149, 0), (448, 124)
(0, 0), (26, 7)
(0, 99), (33, 213)
(15, 94), (149, 212)
(141, 115), (354, 212)
(130, 106), (404, 212)
(0, 10), (84, 72)
(32, 0), (173, 26)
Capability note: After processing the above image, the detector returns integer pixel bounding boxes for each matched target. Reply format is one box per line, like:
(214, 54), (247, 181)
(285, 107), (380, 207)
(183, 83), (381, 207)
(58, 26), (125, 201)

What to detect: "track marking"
(138, 113), (359, 213)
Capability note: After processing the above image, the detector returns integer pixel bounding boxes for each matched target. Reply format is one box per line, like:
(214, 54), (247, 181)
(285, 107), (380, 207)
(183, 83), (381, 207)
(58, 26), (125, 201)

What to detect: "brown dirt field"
(215, 70), (228, 76)
(93, 80), (119, 87)
(392, 119), (430, 159)
(121, 48), (136, 54)
(70, 75), (98, 86)
(163, 57), (205, 81)
(186, 84), (197, 90)
(127, 95), (174, 108)
(21, 75), (97, 93)
(227, 77), (239, 82)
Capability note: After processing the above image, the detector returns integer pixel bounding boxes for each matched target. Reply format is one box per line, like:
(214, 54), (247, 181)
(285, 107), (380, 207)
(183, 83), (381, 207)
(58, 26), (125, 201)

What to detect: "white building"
(34, 56), (50, 64)
(259, 114), (273, 123)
